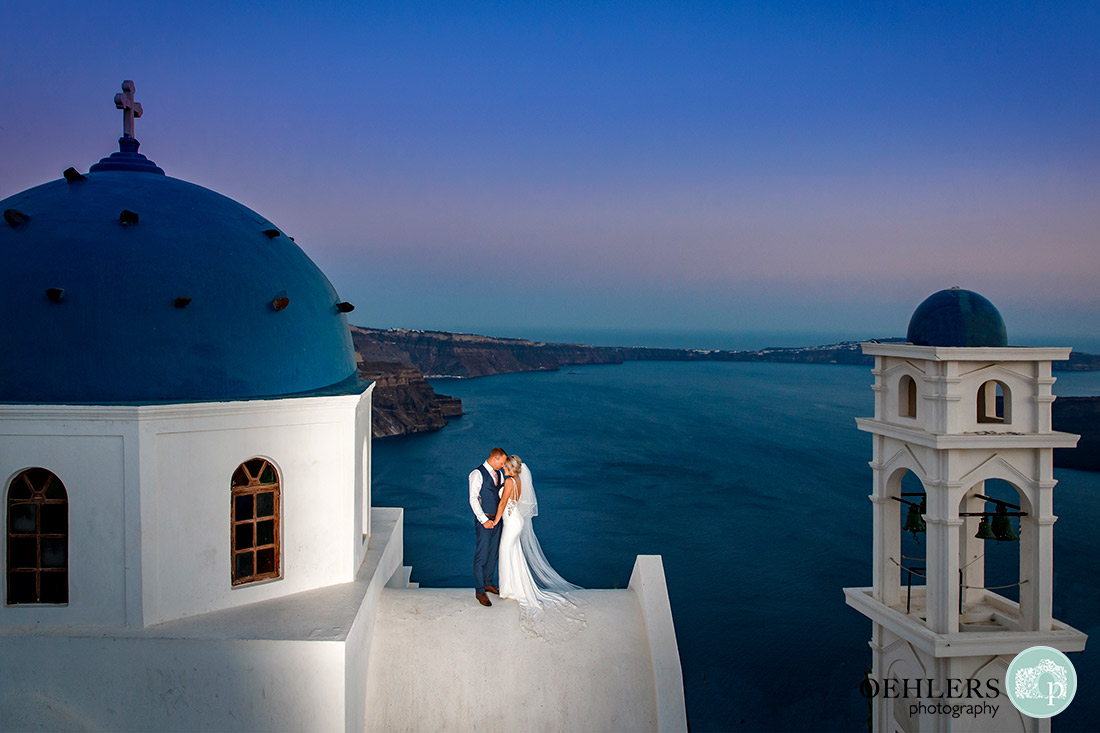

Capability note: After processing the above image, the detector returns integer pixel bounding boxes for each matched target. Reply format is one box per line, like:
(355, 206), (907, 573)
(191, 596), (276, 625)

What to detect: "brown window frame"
(6, 467), (68, 605)
(230, 458), (281, 586)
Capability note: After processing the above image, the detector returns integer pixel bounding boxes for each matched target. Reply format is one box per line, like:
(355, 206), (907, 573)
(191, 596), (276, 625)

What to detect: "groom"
(469, 447), (507, 607)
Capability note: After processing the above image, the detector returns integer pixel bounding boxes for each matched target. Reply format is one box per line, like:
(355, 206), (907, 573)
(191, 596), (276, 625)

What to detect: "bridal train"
(495, 460), (586, 642)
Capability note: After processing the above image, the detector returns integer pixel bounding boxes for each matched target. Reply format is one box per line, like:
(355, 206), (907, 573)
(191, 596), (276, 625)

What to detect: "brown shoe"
(484, 585), (499, 595)
(476, 592), (491, 607)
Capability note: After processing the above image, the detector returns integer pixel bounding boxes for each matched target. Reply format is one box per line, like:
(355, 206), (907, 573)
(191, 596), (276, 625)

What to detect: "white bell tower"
(844, 288), (1087, 733)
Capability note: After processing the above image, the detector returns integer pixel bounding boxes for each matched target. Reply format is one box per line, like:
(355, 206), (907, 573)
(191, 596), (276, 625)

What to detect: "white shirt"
(468, 461), (500, 524)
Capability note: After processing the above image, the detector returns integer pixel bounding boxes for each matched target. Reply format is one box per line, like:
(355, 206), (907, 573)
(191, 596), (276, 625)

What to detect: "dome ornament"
(88, 80), (165, 175)
(115, 80), (143, 140)
(4, 209), (29, 228)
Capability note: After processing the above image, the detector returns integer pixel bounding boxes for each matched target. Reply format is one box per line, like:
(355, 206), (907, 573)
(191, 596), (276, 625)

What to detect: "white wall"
(0, 635), (348, 731)
(0, 498), (405, 733)
(629, 555), (688, 733)
(354, 385), (374, 570)
(0, 387), (372, 628)
(146, 399), (351, 623)
(0, 425), (129, 627)
(864, 345), (1069, 437)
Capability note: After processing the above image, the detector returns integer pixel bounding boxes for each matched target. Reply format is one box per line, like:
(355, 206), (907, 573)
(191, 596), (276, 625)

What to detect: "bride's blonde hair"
(505, 455), (523, 496)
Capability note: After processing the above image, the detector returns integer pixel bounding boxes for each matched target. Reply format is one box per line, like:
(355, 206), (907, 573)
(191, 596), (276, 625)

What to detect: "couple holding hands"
(468, 448), (584, 639)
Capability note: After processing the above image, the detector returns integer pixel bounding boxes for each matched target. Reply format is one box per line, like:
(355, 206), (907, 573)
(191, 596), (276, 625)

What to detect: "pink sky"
(2, 2), (1098, 347)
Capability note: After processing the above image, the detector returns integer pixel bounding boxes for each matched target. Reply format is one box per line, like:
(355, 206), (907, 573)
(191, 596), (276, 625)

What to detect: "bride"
(487, 454), (585, 640)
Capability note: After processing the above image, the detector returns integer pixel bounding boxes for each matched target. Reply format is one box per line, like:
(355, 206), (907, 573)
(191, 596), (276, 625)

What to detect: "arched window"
(977, 380), (1011, 424)
(898, 375), (917, 418)
(6, 468), (68, 604)
(230, 458), (281, 585)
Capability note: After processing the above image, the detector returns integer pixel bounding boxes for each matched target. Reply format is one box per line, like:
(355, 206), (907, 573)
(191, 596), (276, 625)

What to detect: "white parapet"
(0, 507), (406, 732)
(365, 554), (688, 732)
(629, 554), (689, 733)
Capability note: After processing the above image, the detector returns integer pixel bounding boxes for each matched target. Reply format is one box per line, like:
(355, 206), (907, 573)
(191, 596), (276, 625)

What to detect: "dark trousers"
(473, 516), (502, 593)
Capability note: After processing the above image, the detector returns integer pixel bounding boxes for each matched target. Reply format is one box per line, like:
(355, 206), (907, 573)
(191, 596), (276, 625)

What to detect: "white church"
(0, 83), (687, 732)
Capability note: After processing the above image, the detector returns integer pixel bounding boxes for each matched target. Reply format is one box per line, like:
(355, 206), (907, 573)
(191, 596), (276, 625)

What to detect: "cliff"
(356, 360), (462, 439)
(351, 326), (622, 378)
(353, 327), (1099, 376)
(351, 326), (1099, 463)
(350, 325), (877, 378)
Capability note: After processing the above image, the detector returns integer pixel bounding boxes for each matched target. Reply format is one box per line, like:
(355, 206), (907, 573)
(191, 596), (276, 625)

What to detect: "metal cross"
(114, 80), (143, 139)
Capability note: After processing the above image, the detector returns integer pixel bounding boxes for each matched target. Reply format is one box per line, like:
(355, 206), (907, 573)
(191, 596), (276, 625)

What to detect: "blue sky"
(2, 1), (1098, 347)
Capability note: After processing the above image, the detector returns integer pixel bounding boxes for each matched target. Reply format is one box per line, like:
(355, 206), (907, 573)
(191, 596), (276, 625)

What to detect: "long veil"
(513, 463), (586, 643)
(517, 464), (582, 592)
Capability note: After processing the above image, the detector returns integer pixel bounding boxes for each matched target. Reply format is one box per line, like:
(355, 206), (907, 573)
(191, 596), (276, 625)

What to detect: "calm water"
(372, 361), (1100, 732)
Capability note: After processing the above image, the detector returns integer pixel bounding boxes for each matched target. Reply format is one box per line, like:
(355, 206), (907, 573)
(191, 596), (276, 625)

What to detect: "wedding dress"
(497, 464), (586, 642)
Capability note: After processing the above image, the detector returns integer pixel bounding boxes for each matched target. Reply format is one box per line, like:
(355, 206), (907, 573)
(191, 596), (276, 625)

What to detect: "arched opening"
(897, 470), (927, 612)
(6, 468), (68, 604)
(959, 479), (1023, 610)
(968, 477), (1025, 603)
(977, 380), (1011, 424)
(886, 655), (927, 732)
(230, 458), (281, 586)
(898, 375), (917, 418)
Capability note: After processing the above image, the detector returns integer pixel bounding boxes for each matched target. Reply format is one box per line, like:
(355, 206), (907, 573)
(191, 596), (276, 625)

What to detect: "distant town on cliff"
(350, 326), (1099, 472)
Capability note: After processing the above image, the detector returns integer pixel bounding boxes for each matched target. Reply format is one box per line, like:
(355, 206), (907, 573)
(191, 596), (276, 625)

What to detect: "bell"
(975, 517), (996, 541)
(902, 499), (926, 537)
(991, 504), (1018, 542)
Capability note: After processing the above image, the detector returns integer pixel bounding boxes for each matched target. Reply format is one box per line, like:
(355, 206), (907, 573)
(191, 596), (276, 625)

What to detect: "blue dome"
(907, 288), (1008, 348)
(0, 163), (357, 404)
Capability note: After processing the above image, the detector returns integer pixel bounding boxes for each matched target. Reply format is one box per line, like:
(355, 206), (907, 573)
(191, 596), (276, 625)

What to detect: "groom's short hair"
(489, 447), (507, 459)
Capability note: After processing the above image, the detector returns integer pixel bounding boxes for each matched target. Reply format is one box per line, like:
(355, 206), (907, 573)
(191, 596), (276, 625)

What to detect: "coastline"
(352, 325), (1100, 470)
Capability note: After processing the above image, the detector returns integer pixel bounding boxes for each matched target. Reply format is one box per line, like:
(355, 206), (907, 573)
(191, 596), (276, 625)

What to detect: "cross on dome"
(114, 80), (143, 139)
(88, 79), (164, 174)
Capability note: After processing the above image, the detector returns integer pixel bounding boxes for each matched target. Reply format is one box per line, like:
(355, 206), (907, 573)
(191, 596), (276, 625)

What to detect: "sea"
(371, 339), (1100, 732)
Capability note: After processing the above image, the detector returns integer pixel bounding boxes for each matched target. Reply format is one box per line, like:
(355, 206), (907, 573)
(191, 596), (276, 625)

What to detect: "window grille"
(6, 468), (68, 604)
(230, 458), (281, 585)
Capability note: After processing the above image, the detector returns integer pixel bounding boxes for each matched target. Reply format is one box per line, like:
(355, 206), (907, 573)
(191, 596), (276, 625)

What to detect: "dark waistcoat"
(476, 465), (502, 516)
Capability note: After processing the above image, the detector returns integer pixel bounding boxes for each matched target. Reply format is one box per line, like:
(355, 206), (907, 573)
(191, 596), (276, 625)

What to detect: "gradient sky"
(2, 1), (1098, 348)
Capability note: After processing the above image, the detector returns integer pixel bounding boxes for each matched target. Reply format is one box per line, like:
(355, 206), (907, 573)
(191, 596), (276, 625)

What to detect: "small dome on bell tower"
(906, 287), (1008, 347)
